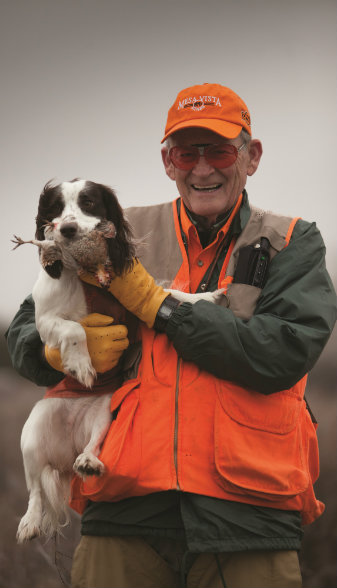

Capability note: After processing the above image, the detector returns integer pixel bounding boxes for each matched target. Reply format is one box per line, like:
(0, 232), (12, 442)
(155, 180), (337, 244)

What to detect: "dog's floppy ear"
(100, 185), (136, 275)
(35, 180), (63, 240)
(35, 181), (64, 279)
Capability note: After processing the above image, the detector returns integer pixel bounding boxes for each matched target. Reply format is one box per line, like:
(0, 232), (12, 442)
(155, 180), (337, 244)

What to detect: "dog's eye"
(82, 199), (94, 209)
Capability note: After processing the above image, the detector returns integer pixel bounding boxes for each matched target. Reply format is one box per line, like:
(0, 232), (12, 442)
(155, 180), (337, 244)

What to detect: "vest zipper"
(174, 357), (182, 490)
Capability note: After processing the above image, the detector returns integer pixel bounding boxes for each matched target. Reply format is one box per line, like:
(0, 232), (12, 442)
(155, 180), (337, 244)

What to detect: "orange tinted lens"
(169, 144), (239, 170)
(205, 144), (238, 168)
(169, 146), (199, 170)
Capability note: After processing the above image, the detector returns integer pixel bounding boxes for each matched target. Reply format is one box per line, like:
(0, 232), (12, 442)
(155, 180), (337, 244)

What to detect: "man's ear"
(246, 139), (263, 176)
(161, 147), (176, 181)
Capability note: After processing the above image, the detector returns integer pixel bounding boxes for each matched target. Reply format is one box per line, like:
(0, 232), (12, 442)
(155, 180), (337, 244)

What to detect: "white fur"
(33, 268), (95, 388)
(17, 181), (112, 543)
(17, 394), (112, 542)
(17, 180), (221, 543)
(167, 288), (224, 305)
(55, 180), (99, 235)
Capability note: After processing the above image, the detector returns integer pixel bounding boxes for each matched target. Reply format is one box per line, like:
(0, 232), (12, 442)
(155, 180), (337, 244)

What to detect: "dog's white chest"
(33, 269), (88, 323)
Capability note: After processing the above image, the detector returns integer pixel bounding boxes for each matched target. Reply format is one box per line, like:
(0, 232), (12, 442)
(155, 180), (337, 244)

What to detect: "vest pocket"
(226, 283), (262, 320)
(81, 384), (141, 502)
(214, 383), (310, 500)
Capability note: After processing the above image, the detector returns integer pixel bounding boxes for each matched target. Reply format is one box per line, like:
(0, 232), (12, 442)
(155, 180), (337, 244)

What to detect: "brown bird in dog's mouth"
(12, 220), (117, 288)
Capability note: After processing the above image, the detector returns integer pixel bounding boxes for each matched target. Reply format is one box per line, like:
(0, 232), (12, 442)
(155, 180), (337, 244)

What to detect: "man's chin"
(188, 197), (229, 222)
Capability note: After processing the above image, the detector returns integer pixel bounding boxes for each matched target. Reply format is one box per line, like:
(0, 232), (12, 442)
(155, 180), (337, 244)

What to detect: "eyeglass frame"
(168, 141), (247, 170)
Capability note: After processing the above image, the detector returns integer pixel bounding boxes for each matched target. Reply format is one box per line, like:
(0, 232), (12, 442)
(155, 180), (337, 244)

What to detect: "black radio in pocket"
(233, 237), (270, 289)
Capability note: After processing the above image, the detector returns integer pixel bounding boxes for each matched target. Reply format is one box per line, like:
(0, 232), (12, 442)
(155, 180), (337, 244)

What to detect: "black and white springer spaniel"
(14, 179), (220, 543)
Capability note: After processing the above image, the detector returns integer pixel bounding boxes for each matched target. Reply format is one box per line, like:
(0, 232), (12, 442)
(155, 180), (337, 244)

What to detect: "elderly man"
(7, 83), (336, 588)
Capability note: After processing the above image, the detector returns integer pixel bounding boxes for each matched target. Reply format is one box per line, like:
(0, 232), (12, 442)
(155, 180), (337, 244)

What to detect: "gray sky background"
(1, 0), (336, 324)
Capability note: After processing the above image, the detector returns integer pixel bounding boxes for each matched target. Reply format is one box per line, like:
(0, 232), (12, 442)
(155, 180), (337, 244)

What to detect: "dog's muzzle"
(60, 221), (78, 238)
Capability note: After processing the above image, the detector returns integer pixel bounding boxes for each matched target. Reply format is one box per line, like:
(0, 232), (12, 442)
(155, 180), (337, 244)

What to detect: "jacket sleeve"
(5, 295), (64, 387)
(166, 220), (337, 394)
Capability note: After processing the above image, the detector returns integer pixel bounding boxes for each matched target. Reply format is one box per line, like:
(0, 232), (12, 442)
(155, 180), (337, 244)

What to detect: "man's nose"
(192, 155), (215, 175)
(60, 221), (78, 238)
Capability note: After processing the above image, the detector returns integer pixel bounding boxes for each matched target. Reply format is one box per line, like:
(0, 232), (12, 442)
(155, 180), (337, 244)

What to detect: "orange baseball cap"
(161, 83), (251, 143)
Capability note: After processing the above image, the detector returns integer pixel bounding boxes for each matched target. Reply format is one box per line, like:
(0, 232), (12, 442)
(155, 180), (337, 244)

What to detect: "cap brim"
(161, 119), (244, 143)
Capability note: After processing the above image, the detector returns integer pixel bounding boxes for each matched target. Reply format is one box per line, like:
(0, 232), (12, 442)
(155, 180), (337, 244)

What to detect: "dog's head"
(36, 179), (135, 279)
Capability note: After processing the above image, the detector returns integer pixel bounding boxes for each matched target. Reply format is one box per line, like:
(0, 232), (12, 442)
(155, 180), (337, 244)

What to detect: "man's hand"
(79, 259), (170, 328)
(44, 313), (129, 374)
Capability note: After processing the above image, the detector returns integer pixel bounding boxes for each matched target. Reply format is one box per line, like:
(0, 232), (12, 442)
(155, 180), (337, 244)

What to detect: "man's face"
(161, 128), (262, 226)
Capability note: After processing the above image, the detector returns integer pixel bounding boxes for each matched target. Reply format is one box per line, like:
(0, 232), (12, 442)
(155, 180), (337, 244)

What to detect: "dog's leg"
(73, 394), (112, 478)
(58, 320), (97, 387)
(33, 270), (96, 388)
(17, 399), (74, 542)
(16, 477), (43, 543)
(17, 409), (47, 543)
(37, 315), (96, 388)
(165, 288), (224, 304)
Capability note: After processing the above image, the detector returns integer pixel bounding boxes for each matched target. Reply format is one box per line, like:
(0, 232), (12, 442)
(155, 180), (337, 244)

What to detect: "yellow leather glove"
(79, 259), (170, 328)
(44, 313), (129, 374)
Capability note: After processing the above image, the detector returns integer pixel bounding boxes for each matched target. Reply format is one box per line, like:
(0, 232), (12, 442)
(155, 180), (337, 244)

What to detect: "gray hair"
(164, 128), (251, 149)
(239, 129), (251, 145)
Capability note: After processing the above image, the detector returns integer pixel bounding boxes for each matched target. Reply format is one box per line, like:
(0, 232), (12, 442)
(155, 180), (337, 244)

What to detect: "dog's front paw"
(60, 324), (97, 388)
(165, 288), (225, 305)
(16, 514), (41, 544)
(63, 346), (97, 388)
(73, 453), (105, 478)
(65, 360), (97, 388)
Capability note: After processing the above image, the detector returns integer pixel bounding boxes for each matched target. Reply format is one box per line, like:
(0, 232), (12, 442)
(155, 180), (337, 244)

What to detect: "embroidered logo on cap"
(241, 110), (251, 126)
(178, 95), (222, 112)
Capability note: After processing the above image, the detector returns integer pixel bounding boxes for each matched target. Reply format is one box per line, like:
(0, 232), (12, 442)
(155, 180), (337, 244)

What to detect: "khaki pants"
(71, 535), (302, 588)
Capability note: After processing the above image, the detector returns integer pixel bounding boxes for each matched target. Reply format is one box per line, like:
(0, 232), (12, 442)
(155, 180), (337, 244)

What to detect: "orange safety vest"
(70, 199), (324, 525)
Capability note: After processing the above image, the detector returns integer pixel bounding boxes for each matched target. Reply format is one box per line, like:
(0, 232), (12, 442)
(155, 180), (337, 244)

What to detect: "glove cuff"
(153, 295), (181, 333)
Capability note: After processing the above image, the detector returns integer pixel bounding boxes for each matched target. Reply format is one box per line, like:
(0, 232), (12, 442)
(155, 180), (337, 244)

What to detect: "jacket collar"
(180, 190), (251, 247)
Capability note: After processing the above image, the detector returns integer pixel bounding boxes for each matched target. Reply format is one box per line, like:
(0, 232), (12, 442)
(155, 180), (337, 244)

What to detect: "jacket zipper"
(174, 357), (181, 489)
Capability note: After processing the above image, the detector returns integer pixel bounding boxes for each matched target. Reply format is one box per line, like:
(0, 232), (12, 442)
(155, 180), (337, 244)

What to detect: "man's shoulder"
(249, 203), (293, 222)
(123, 201), (181, 279)
(124, 201), (175, 239)
(248, 204), (319, 245)
(240, 204), (295, 253)
(249, 203), (313, 229)
(125, 201), (174, 216)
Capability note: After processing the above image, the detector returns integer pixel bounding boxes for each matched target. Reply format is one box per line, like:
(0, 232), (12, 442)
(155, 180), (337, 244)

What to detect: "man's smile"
(191, 183), (223, 192)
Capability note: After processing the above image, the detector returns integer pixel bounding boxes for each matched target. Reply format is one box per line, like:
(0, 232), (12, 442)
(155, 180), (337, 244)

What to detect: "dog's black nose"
(60, 222), (78, 238)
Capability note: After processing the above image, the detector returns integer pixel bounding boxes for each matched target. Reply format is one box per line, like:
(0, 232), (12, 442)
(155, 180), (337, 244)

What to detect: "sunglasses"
(169, 142), (246, 171)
